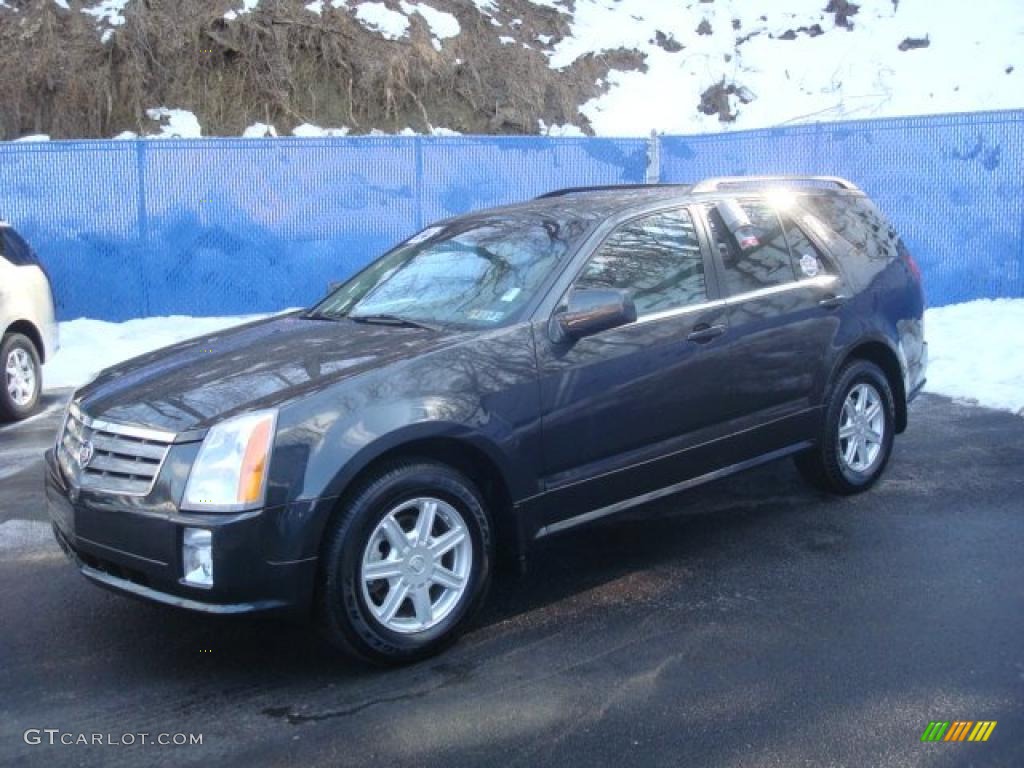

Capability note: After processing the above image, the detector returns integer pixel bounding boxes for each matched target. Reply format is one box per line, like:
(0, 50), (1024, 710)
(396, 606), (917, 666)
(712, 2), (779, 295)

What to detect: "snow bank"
(145, 108), (203, 139)
(292, 122), (350, 137)
(0, 520), (58, 559)
(551, 0), (1024, 136)
(242, 122), (278, 138)
(41, 301), (1024, 418)
(14, 0), (1023, 138)
(44, 314), (270, 390)
(922, 299), (1024, 416)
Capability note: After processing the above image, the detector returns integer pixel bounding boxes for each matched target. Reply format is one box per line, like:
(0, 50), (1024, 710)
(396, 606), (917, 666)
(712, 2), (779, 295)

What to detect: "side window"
(0, 228), (37, 267)
(781, 217), (829, 280)
(799, 194), (899, 262)
(574, 209), (706, 316)
(706, 199), (795, 296)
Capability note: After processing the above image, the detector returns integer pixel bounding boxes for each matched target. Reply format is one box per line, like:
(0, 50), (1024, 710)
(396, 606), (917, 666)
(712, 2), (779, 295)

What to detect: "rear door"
(701, 196), (847, 449)
(532, 206), (734, 528)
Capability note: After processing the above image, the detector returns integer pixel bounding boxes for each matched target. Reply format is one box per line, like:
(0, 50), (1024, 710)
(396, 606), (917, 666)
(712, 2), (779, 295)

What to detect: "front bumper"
(45, 449), (318, 616)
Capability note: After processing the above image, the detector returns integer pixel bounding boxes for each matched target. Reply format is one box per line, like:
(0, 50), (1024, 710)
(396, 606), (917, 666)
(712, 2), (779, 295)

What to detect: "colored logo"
(921, 721), (997, 742)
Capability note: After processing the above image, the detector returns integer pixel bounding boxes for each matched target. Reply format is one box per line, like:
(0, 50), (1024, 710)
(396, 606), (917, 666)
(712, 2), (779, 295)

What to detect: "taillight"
(899, 241), (922, 283)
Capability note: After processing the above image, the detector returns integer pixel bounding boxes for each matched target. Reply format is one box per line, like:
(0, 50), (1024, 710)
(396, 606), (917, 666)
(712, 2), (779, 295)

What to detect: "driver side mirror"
(549, 288), (637, 343)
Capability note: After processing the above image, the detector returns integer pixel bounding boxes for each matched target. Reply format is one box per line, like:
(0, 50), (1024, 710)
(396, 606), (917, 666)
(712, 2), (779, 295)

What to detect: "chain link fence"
(1, 111), (1021, 321)
(658, 109), (1024, 308)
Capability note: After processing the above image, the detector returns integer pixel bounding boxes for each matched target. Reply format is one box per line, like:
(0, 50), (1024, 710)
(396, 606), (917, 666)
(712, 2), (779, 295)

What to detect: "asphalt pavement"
(0, 393), (1021, 768)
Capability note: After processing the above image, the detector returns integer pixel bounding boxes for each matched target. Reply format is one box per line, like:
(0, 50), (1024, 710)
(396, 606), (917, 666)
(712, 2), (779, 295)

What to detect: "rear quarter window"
(798, 194), (900, 263)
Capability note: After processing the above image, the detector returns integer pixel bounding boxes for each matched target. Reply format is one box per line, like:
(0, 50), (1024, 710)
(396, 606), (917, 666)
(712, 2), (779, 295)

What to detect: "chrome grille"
(56, 403), (175, 496)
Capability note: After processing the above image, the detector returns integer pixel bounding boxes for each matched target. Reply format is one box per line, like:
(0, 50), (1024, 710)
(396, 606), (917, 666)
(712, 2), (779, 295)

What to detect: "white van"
(0, 222), (58, 420)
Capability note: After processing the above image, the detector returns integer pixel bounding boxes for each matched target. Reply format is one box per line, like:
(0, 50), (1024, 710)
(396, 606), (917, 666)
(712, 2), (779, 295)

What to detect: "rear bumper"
(45, 449), (318, 617)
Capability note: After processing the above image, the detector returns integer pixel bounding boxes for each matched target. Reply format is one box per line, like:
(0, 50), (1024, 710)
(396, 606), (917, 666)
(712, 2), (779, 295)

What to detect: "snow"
(14, 134), (50, 142)
(38, 301), (1024, 419)
(52, 0), (70, 9)
(242, 122), (278, 137)
(292, 122), (350, 137)
(922, 299), (1024, 416)
(9, 0), (1024, 138)
(81, 0), (130, 27)
(400, 2), (461, 51)
(354, 2), (410, 40)
(548, 0), (1024, 136)
(0, 520), (58, 560)
(145, 108), (202, 138)
(539, 120), (585, 137)
(224, 0), (261, 21)
(43, 314), (271, 390)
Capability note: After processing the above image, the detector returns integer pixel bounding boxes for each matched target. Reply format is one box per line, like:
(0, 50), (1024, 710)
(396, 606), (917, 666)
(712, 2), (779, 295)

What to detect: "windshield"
(310, 215), (590, 328)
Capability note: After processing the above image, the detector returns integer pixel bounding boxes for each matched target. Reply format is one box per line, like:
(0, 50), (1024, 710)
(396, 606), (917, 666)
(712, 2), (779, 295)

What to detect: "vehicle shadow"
(88, 455), (828, 687)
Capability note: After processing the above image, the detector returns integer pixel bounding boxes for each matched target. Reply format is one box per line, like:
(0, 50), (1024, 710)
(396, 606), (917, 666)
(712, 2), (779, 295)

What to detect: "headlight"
(55, 396), (73, 451)
(183, 409), (277, 511)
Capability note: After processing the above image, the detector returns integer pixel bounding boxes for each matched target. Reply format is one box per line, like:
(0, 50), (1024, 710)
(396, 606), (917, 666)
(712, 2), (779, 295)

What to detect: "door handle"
(687, 323), (726, 343)
(818, 294), (848, 309)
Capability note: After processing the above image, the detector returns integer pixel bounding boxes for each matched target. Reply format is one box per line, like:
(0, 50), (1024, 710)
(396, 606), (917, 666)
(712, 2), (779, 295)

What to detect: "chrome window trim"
(631, 274), (837, 326)
(634, 299), (727, 325)
(723, 273), (837, 304)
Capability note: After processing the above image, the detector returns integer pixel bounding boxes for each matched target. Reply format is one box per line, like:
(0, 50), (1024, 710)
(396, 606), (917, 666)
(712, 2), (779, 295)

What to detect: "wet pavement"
(0, 393), (1022, 767)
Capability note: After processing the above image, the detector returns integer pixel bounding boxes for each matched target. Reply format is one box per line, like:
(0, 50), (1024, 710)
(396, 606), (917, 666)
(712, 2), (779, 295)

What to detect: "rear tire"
(795, 360), (896, 495)
(317, 460), (493, 666)
(1, 333), (42, 422)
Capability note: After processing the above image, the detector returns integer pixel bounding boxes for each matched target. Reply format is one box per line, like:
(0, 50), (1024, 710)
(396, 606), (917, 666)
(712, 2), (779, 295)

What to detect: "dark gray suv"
(47, 176), (927, 665)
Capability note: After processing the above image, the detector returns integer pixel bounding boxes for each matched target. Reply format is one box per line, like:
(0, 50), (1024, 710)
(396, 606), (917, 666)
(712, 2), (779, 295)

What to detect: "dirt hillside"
(0, 0), (645, 139)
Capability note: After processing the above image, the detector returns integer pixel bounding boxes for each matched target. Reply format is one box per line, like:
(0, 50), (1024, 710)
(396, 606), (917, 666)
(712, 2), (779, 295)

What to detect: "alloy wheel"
(837, 382), (885, 473)
(360, 496), (473, 634)
(5, 348), (36, 407)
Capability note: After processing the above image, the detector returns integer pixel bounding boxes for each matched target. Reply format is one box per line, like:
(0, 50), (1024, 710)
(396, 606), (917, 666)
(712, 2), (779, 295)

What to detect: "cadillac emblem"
(78, 440), (95, 469)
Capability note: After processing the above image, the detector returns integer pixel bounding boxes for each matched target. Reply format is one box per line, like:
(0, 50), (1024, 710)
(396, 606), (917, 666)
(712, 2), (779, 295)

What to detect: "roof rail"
(535, 183), (689, 199)
(690, 175), (860, 194)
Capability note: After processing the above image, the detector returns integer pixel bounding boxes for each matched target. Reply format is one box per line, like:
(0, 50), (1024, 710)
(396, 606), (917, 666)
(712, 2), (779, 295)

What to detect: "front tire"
(795, 360), (896, 495)
(1, 333), (42, 422)
(317, 460), (493, 666)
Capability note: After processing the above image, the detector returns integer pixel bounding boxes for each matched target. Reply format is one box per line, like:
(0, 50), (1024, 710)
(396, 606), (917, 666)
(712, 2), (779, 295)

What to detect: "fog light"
(182, 528), (213, 587)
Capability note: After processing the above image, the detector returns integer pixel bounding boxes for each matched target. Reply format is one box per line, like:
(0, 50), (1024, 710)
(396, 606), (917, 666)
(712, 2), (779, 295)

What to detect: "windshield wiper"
(348, 313), (441, 331)
(303, 309), (343, 321)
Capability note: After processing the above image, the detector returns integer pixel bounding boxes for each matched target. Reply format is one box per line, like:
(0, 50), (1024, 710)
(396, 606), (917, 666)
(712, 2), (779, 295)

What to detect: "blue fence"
(1, 110), (1021, 321)
(659, 110), (1024, 308)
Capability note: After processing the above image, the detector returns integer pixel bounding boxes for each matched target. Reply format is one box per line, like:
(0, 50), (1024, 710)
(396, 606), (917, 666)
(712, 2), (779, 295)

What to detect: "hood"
(75, 313), (463, 433)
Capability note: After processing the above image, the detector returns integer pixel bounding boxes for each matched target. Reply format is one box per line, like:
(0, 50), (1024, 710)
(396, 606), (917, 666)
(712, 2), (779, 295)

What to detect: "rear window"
(798, 194), (900, 262)
(0, 227), (39, 267)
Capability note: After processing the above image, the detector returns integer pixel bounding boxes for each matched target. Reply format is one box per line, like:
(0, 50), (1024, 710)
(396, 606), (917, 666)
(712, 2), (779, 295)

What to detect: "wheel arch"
(3, 319), (46, 363)
(831, 339), (907, 433)
(315, 428), (523, 564)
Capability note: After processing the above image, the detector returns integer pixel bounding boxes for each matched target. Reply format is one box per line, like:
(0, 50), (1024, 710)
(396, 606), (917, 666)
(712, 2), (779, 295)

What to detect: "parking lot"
(1, 392), (1022, 767)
